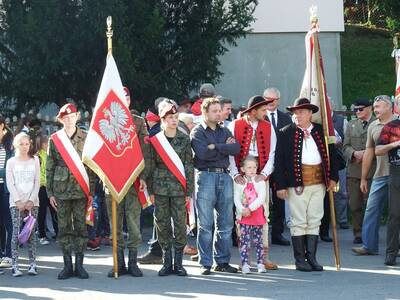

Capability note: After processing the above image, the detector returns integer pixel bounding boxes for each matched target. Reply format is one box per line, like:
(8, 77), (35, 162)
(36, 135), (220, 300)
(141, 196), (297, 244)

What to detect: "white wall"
(252, 0), (344, 33)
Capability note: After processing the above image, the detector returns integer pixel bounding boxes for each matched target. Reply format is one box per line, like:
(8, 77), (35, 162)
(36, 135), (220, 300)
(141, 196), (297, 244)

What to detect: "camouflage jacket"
(46, 127), (96, 200)
(145, 130), (194, 197)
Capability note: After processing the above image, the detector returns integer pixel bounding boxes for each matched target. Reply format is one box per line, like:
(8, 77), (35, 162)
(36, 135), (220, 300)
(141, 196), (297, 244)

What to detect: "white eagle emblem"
(99, 101), (134, 150)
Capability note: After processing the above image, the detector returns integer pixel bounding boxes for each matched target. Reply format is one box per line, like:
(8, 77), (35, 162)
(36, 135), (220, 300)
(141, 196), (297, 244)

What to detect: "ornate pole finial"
(309, 5), (318, 27)
(106, 16), (113, 54)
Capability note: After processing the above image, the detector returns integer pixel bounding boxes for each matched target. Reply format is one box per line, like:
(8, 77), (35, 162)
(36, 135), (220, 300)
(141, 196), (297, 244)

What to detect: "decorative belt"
(302, 164), (324, 186)
(198, 167), (228, 173)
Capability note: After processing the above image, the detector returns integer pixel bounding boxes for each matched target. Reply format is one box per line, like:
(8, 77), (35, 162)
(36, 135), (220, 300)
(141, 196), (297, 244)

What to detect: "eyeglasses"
(374, 95), (392, 105)
(352, 107), (365, 112)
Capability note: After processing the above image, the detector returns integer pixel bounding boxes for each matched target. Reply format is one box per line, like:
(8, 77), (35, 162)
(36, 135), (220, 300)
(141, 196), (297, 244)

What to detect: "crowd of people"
(0, 84), (399, 279)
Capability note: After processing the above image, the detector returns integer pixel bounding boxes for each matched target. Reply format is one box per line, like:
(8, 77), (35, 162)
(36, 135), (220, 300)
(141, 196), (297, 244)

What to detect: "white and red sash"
(149, 132), (187, 193)
(51, 129), (90, 198)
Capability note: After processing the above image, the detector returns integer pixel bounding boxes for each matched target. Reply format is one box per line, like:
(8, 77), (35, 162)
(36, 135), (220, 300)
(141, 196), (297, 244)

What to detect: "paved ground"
(1, 226), (399, 300)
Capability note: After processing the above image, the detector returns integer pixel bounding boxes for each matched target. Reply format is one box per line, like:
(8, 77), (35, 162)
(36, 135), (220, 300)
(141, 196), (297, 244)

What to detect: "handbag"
(18, 211), (36, 244)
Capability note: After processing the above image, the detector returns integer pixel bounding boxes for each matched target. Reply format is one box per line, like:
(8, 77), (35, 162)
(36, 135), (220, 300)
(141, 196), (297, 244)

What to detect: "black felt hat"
(242, 95), (273, 114)
(286, 97), (319, 113)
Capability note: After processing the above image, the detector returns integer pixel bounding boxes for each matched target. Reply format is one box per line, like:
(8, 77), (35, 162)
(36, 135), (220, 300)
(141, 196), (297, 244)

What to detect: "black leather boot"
(108, 248), (128, 277)
(305, 235), (323, 271)
(158, 249), (173, 276)
(128, 249), (143, 277)
(75, 253), (89, 279)
(173, 248), (187, 276)
(58, 255), (74, 280)
(291, 236), (312, 272)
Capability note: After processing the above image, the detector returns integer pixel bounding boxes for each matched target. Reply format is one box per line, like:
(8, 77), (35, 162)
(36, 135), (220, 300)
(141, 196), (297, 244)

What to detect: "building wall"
(215, 32), (343, 110)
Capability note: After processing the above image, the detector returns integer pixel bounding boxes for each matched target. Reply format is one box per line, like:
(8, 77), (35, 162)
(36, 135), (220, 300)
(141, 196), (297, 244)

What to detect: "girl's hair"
(35, 134), (48, 153)
(240, 155), (258, 168)
(0, 116), (14, 151)
(13, 132), (33, 157)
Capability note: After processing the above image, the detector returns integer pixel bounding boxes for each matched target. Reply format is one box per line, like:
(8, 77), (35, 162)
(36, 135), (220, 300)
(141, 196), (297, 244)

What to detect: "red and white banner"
(300, 19), (336, 143)
(392, 49), (400, 115)
(149, 132), (187, 193)
(82, 54), (144, 203)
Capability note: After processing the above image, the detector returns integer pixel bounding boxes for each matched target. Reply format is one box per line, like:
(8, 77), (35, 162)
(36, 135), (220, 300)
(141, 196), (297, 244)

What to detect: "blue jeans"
(361, 176), (389, 253)
(196, 171), (233, 267)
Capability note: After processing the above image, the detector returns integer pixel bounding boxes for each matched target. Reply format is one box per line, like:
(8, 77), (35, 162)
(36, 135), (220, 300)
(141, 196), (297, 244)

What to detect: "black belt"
(198, 167), (228, 173)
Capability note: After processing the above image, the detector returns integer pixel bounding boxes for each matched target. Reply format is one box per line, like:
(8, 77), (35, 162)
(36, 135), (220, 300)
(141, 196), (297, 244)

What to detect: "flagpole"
(312, 18), (341, 271)
(106, 16), (119, 279)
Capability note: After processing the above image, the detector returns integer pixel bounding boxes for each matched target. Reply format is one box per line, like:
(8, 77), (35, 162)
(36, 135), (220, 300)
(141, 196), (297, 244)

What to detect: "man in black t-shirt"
(376, 118), (400, 265)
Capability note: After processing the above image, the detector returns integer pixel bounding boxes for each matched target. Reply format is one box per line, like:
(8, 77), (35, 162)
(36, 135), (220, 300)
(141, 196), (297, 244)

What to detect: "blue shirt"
(190, 121), (240, 169)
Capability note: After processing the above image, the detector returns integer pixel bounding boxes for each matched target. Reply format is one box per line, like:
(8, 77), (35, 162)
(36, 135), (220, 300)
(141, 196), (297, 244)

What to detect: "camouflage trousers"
(154, 195), (187, 251)
(58, 198), (87, 255)
(106, 186), (142, 250)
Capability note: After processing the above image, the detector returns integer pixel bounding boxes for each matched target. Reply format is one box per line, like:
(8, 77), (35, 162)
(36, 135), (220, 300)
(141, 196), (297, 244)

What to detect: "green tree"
(0, 0), (257, 112)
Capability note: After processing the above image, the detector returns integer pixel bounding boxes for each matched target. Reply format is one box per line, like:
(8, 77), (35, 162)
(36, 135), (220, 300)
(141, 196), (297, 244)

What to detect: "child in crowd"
(6, 132), (40, 276)
(234, 156), (267, 274)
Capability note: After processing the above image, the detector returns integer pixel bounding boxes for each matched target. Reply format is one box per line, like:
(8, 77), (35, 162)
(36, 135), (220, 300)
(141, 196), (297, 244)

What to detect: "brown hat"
(242, 95), (273, 114)
(286, 97), (318, 113)
(57, 103), (78, 119)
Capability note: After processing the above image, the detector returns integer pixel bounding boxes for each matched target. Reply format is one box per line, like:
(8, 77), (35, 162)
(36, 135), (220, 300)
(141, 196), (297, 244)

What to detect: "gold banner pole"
(312, 20), (341, 270)
(106, 16), (118, 278)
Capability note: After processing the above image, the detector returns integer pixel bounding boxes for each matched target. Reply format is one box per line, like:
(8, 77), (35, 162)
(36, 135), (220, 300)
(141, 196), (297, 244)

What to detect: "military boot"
(58, 255), (74, 280)
(305, 235), (323, 271)
(75, 253), (89, 279)
(291, 236), (312, 272)
(128, 249), (143, 277)
(173, 248), (187, 276)
(158, 249), (173, 276)
(108, 248), (128, 277)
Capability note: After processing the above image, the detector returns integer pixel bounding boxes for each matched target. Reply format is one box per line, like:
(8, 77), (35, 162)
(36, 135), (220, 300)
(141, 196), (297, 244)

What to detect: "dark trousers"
(0, 184), (12, 258)
(97, 193), (110, 238)
(271, 188), (286, 238)
(386, 166), (400, 256)
(320, 193), (330, 236)
(38, 186), (58, 238)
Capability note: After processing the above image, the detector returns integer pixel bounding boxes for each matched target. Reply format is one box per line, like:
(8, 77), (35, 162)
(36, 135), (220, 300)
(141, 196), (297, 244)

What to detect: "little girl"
(6, 132), (40, 277)
(234, 156), (267, 274)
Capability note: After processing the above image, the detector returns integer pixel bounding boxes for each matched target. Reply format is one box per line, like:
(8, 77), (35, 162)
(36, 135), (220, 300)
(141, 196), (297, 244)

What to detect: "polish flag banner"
(300, 8), (336, 144)
(82, 54), (144, 202)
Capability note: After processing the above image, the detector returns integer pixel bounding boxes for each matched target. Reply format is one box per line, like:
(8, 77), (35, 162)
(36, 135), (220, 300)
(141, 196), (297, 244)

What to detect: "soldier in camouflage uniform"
(106, 87), (148, 278)
(144, 99), (194, 276)
(47, 103), (96, 280)
(343, 98), (376, 244)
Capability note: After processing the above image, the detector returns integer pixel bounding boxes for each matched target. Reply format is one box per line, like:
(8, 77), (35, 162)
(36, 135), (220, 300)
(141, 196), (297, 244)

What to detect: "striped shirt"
(0, 145), (6, 183)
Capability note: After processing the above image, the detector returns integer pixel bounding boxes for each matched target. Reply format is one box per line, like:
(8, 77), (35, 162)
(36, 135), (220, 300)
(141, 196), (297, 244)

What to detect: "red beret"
(57, 103), (77, 119)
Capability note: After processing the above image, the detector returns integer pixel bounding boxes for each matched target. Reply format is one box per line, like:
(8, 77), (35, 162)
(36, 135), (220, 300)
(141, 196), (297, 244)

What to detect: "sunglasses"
(352, 107), (365, 112)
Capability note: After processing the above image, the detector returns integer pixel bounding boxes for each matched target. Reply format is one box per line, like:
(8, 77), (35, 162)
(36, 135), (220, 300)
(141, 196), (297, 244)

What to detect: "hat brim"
(286, 103), (319, 113)
(242, 99), (274, 114)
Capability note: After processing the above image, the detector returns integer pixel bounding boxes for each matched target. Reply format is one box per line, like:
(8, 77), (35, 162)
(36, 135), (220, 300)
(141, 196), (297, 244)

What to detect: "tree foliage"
(0, 0), (257, 112)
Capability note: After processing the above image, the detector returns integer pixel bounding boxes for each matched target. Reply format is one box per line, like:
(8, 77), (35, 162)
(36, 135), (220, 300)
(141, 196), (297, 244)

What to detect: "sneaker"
(87, 239), (100, 251)
(200, 266), (211, 275)
(257, 263), (266, 273)
(214, 263), (238, 273)
(28, 263), (38, 275)
(12, 266), (23, 277)
(137, 252), (163, 264)
(242, 263), (251, 274)
(39, 238), (50, 245)
(0, 257), (12, 268)
(352, 246), (377, 255)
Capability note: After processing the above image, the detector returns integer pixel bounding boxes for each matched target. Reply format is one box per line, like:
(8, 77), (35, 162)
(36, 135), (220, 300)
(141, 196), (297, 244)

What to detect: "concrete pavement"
(1, 226), (399, 300)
